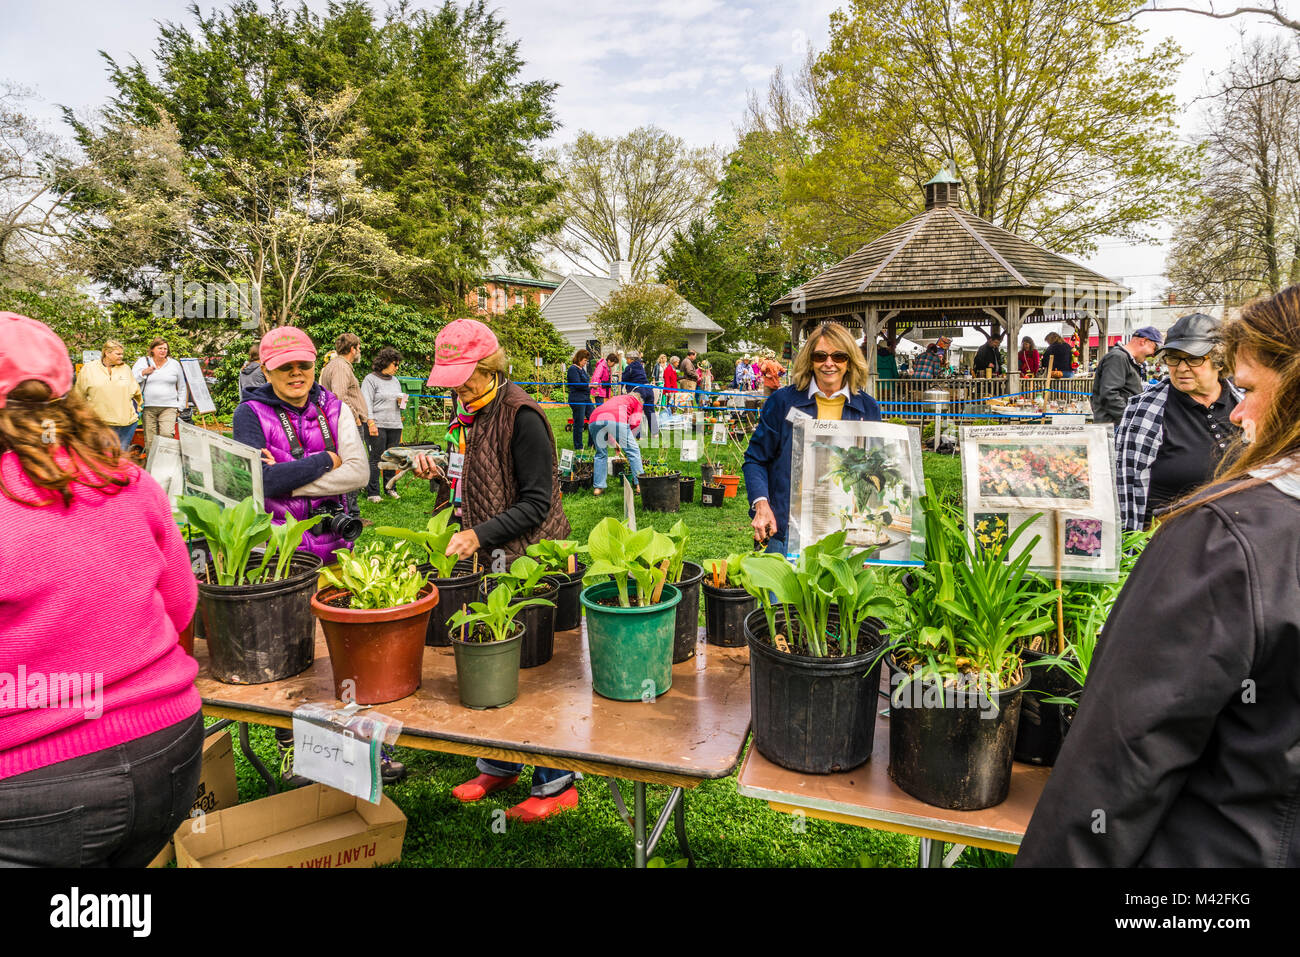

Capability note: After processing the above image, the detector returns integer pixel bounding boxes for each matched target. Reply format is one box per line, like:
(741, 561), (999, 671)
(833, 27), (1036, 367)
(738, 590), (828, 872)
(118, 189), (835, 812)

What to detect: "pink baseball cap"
(259, 326), (317, 370)
(427, 318), (500, 388)
(0, 312), (74, 409)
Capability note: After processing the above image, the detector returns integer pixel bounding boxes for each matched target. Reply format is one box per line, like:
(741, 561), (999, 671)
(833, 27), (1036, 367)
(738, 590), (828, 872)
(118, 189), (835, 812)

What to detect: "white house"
(541, 261), (724, 353)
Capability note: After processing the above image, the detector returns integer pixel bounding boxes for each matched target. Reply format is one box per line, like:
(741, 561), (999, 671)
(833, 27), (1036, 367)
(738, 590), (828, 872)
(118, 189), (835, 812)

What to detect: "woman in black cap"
(1115, 312), (1242, 530)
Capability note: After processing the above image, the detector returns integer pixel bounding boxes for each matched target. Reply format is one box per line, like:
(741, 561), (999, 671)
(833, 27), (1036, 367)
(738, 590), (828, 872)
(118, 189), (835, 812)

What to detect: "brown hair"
(334, 333), (360, 355)
(1159, 285), (1300, 525)
(792, 322), (871, 394)
(0, 381), (132, 507)
(248, 343), (260, 360)
(148, 337), (168, 354)
(572, 349), (589, 365)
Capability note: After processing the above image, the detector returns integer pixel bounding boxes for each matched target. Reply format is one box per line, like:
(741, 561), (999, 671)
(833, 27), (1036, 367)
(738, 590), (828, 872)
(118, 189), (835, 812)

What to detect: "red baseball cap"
(0, 312), (74, 409)
(427, 319), (500, 388)
(259, 326), (317, 370)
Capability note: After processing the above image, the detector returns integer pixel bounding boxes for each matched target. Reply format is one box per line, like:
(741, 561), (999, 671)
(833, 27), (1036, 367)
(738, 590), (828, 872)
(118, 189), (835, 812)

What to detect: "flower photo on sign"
(973, 513), (1010, 554)
(975, 442), (1092, 507)
(1064, 518), (1103, 558)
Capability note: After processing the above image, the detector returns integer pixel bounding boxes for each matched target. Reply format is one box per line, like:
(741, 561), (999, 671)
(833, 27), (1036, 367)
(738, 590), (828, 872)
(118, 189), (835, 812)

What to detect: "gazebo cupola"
(923, 162), (963, 210)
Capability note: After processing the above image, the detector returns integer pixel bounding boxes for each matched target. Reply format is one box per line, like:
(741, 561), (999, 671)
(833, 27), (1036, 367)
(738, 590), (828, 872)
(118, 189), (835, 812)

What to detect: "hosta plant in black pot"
(378, 508), (483, 647)
(702, 554), (756, 647)
(883, 483), (1056, 810)
(740, 532), (899, 774)
(177, 496), (324, 684)
(449, 580), (553, 709)
(525, 538), (588, 632)
(487, 556), (560, 668)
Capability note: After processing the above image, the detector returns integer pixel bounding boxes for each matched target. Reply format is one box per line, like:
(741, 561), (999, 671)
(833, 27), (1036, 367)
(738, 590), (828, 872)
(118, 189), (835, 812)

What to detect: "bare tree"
(0, 82), (69, 287)
(548, 126), (719, 279)
(1122, 2), (1300, 86)
(1167, 37), (1300, 300)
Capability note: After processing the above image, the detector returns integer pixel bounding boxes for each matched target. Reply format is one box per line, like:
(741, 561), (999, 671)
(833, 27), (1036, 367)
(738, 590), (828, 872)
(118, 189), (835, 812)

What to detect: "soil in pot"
(199, 553), (323, 684)
(483, 577), (559, 669)
(1014, 647), (1081, 766)
(702, 580), (756, 647)
(312, 582), (439, 705)
(580, 581), (681, 701)
(452, 622), (524, 709)
(700, 484), (725, 507)
(886, 654), (1026, 810)
(745, 607), (884, 774)
(670, 561), (704, 663)
(679, 477), (696, 504)
(420, 561), (484, 647)
(640, 471), (681, 512)
(552, 561), (587, 632)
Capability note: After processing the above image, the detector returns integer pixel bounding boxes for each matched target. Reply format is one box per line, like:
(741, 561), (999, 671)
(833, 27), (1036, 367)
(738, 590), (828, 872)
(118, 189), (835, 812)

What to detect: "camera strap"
(275, 405), (337, 459)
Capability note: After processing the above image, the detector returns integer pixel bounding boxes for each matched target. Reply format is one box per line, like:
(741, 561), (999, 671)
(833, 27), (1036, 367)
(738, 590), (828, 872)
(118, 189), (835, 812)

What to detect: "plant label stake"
(1054, 510), (1065, 655)
(650, 559), (670, 604)
(567, 554), (576, 575)
(623, 477), (636, 532)
(460, 602), (468, 643)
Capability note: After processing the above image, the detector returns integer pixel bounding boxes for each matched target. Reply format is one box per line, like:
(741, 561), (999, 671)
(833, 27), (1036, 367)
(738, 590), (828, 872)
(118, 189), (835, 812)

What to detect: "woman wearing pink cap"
(0, 312), (204, 866)
(414, 318), (576, 821)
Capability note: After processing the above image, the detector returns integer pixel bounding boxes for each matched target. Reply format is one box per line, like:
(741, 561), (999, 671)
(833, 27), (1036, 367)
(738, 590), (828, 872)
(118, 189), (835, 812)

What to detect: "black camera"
(312, 500), (362, 542)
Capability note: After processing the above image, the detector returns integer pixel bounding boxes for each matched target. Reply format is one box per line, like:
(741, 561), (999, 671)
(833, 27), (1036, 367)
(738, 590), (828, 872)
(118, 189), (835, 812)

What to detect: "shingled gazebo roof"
(770, 169), (1129, 342)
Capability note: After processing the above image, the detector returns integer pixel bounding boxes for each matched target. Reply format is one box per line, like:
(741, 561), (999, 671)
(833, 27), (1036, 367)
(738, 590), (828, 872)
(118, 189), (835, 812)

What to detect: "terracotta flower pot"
(715, 473), (740, 498)
(311, 583), (439, 704)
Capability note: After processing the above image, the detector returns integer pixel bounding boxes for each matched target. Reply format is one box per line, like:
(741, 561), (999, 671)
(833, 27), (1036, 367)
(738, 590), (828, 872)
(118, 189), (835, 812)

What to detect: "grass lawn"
(216, 405), (986, 867)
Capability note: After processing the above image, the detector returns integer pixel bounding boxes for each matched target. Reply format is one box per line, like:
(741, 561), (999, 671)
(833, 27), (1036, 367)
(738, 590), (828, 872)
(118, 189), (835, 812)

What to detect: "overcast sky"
(1, 0), (1294, 304)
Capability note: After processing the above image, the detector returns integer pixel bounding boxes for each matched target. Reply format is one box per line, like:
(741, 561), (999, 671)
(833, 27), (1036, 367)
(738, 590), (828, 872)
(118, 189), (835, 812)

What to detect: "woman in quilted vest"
(413, 318), (576, 821)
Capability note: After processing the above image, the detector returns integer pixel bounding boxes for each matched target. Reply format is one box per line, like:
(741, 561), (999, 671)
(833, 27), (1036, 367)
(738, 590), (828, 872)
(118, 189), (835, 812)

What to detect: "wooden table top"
(736, 676), (1051, 852)
(195, 626), (753, 787)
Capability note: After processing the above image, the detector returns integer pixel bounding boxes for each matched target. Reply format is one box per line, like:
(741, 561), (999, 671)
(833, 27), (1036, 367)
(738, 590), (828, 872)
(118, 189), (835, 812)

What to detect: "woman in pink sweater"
(588, 392), (643, 495)
(0, 312), (202, 867)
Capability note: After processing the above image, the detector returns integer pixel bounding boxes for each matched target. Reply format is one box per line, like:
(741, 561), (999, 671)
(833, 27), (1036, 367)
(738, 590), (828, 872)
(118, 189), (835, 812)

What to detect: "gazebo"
(769, 165), (1131, 394)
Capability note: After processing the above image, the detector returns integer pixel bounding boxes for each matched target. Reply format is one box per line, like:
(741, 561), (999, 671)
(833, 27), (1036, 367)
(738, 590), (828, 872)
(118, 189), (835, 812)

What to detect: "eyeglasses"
(1163, 353), (1207, 369)
(811, 351), (851, 364)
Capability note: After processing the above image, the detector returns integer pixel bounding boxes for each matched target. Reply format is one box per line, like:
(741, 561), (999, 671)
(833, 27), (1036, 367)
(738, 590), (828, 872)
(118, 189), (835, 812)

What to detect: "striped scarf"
(445, 376), (501, 497)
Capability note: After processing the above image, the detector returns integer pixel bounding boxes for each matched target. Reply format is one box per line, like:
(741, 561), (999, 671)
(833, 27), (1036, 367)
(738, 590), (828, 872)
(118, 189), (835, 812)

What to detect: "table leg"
(918, 837), (945, 868)
(634, 782), (647, 868)
(238, 721), (280, 795)
(673, 790), (695, 868)
(204, 718), (233, 738)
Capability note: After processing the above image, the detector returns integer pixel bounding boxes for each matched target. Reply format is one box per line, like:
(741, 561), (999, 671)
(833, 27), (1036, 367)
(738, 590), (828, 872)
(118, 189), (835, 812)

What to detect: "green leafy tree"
(789, 0), (1195, 258)
(656, 218), (750, 349)
(589, 282), (688, 357)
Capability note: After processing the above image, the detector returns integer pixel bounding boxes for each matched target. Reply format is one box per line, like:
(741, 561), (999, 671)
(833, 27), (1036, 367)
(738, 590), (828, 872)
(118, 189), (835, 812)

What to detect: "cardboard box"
(148, 730), (240, 868)
(173, 783), (406, 868)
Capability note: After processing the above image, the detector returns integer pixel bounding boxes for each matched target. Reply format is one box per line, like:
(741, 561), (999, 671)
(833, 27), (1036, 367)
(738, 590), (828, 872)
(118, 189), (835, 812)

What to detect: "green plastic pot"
(451, 620), (524, 710)
(579, 580), (682, 701)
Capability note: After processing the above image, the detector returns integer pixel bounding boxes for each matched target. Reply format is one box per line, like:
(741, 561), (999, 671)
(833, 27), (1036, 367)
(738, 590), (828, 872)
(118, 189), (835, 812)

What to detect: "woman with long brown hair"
(0, 312), (203, 867)
(1019, 286), (1300, 867)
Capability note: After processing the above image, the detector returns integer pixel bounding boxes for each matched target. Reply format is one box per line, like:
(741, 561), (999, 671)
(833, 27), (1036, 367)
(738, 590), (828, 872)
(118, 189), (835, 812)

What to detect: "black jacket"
(1017, 479), (1300, 866)
(1090, 347), (1145, 423)
(1043, 340), (1073, 376)
(973, 343), (1003, 375)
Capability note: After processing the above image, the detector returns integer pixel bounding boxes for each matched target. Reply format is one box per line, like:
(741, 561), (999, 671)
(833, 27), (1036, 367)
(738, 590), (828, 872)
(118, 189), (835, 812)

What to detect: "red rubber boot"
(505, 786), (580, 822)
(452, 772), (519, 803)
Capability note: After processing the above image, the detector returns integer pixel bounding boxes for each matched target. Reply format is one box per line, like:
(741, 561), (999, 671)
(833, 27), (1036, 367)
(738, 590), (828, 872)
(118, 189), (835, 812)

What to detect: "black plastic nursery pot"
(1014, 647), (1081, 766)
(552, 561), (587, 633)
(744, 607), (885, 774)
(419, 561), (485, 647)
(670, 561), (704, 663)
(700, 483), (725, 507)
(679, 477), (695, 504)
(640, 471), (681, 512)
(885, 654), (1027, 811)
(702, 580), (756, 647)
(483, 577), (559, 669)
(699, 464), (716, 486)
(198, 553), (323, 684)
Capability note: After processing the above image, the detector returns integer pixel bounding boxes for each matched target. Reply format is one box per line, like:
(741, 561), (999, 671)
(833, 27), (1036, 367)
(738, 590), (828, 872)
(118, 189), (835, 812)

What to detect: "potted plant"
(663, 519), (704, 663)
(1016, 529), (1150, 765)
(486, 555), (560, 668)
(678, 473), (696, 504)
(524, 538), (588, 632)
(559, 450), (594, 493)
(882, 483), (1057, 809)
(579, 518), (683, 701)
(702, 553), (757, 647)
(712, 445), (742, 499)
(177, 496), (324, 684)
(311, 542), (437, 704)
(378, 508), (483, 647)
(740, 531), (898, 774)
(448, 580), (553, 709)
(639, 452), (681, 513)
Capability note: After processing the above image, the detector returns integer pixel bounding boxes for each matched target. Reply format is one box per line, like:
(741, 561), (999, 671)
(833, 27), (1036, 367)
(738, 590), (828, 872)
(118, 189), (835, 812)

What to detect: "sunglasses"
(1162, 353), (1207, 369)
(277, 361), (315, 373)
(811, 351), (851, 364)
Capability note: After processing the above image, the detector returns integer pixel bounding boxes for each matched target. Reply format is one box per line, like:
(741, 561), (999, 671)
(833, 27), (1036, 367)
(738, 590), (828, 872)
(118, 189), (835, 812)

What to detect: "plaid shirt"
(1115, 377), (1243, 530)
(911, 349), (945, 378)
